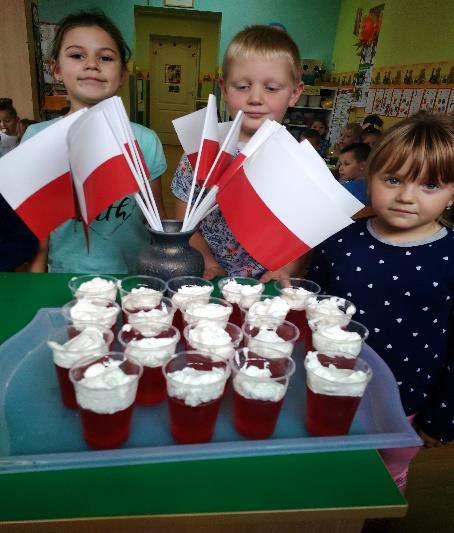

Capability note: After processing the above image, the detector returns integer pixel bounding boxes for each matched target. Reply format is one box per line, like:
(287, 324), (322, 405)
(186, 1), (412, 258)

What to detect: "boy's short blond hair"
(222, 25), (302, 83)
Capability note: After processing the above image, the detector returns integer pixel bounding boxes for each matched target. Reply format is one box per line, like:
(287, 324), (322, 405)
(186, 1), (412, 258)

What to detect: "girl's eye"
(100, 56), (114, 62)
(422, 182), (440, 191)
(384, 176), (400, 185)
(69, 53), (84, 60)
(234, 84), (249, 90)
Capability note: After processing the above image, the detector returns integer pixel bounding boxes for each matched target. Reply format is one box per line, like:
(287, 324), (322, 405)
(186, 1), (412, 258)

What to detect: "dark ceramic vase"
(135, 220), (204, 281)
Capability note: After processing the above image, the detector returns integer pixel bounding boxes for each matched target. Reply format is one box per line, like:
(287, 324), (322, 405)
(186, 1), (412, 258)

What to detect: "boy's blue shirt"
(343, 178), (368, 204)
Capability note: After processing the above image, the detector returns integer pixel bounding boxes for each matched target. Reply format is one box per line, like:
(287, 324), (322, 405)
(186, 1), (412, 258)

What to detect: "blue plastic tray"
(0, 309), (421, 473)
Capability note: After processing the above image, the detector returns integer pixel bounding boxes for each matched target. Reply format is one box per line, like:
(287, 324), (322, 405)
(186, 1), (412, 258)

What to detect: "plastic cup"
(218, 277), (264, 328)
(163, 351), (228, 444)
(119, 275), (166, 316)
(183, 321), (243, 360)
(122, 296), (175, 336)
(242, 320), (299, 358)
(69, 352), (142, 449)
(231, 348), (295, 439)
(62, 298), (121, 333)
(68, 274), (118, 302)
(274, 278), (321, 344)
(118, 324), (180, 405)
(305, 295), (356, 353)
(166, 276), (214, 338)
(312, 320), (369, 368)
(183, 296), (233, 329)
(304, 352), (372, 436)
(240, 295), (290, 328)
(48, 324), (113, 408)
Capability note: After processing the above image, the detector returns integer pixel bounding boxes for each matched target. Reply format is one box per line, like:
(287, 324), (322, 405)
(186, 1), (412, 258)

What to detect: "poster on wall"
(164, 64), (182, 84)
(365, 88), (376, 113)
(329, 90), (354, 145)
(398, 89), (414, 118)
(420, 89), (437, 111)
(389, 89), (403, 117)
(434, 89), (451, 113)
(382, 88), (394, 116)
(408, 89), (424, 115)
(372, 88), (384, 114)
(446, 90), (454, 114)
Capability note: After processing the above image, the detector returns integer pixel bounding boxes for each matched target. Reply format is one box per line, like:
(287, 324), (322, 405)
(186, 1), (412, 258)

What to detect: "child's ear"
(289, 81), (304, 107)
(51, 60), (63, 83)
(219, 78), (227, 96)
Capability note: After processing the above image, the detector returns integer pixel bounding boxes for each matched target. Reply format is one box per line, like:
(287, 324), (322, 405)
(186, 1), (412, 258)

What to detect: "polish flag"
(0, 110), (85, 240)
(67, 107), (140, 226)
(172, 106), (207, 169)
(217, 127), (354, 270)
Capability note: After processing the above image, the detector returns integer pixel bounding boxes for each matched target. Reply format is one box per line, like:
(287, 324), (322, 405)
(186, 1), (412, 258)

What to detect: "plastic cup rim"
(162, 350), (228, 387)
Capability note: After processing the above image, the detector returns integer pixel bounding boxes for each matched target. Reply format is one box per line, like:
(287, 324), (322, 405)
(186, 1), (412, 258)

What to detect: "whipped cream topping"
(280, 286), (313, 311)
(166, 366), (226, 407)
(127, 307), (173, 336)
(312, 325), (362, 358)
(48, 327), (108, 368)
(171, 284), (212, 310)
(246, 297), (290, 327)
(75, 359), (138, 414)
(188, 323), (235, 359)
(306, 296), (355, 328)
(248, 328), (294, 357)
(75, 277), (117, 301)
(122, 287), (162, 310)
(184, 302), (232, 328)
(233, 364), (286, 402)
(221, 279), (264, 308)
(305, 351), (369, 397)
(70, 300), (118, 329)
(125, 336), (178, 367)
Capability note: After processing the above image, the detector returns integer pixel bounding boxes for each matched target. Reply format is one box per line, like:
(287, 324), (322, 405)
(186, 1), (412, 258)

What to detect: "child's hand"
(417, 428), (443, 448)
(203, 261), (227, 280)
(259, 269), (290, 283)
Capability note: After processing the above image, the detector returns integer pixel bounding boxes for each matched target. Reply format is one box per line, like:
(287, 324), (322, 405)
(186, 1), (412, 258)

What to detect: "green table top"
(0, 273), (405, 523)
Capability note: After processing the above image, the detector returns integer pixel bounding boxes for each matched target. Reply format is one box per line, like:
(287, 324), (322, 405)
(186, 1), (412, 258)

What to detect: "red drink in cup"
(218, 277), (264, 328)
(70, 352), (142, 449)
(242, 320), (299, 359)
(274, 278), (321, 347)
(48, 324), (113, 408)
(119, 275), (166, 323)
(304, 352), (372, 436)
(122, 296), (175, 337)
(118, 325), (180, 405)
(163, 351), (228, 444)
(232, 349), (295, 439)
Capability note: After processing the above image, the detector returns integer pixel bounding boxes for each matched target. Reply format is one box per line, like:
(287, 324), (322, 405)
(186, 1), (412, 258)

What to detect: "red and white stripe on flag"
(67, 108), (140, 225)
(217, 128), (354, 271)
(172, 106), (207, 169)
(0, 110), (85, 240)
(193, 94), (219, 184)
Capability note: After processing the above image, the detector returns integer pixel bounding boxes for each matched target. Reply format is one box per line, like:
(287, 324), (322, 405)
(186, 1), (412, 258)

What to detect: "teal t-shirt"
(22, 119), (166, 274)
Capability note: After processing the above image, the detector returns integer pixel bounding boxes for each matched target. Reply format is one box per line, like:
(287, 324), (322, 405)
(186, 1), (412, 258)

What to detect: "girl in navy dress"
(308, 112), (454, 490)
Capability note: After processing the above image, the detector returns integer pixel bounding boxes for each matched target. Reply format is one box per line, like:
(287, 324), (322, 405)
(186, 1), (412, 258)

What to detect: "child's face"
(311, 120), (326, 136)
(53, 25), (126, 111)
(362, 132), (380, 148)
(338, 152), (365, 180)
(339, 128), (358, 148)
(221, 54), (302, 141)
(369, 159), (454, 238)
(0, 110), (18, 136)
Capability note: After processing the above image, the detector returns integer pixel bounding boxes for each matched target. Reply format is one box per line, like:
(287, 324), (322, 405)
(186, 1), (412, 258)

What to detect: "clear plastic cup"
(183, 296), (232, 329)
(62, 298), (121, 332)
(166, 276), (214, 337)
(304, 352), (372, 436)
(183, 321), (243, 361)
(119, 275), (166, 313)
(305, 295), (356, 353)
(312, 320), (369, 367)
(240, 295), (290, 328)
(68, 274), (118, 302)
(48, 324), (113, 408)
(231, 348), (295, 439)
(163, 351), (228, 444)
(69, 352), (142, 449)
(218, 277), (264, 327)
(122, 296), (175, 336)
(118, 324), (180, 405)
(274, 278), (321, 344)
(242, 320), (300, 358)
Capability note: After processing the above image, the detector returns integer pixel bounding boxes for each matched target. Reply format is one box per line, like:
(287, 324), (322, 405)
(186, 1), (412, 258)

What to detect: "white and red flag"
(67, 106), (140, 226)
(0, 110), (85, 240)
(217, 127), (354, 270)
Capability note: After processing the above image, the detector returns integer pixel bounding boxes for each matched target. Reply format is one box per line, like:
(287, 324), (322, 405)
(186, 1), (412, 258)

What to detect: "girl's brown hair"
(222, 25), (302, 83)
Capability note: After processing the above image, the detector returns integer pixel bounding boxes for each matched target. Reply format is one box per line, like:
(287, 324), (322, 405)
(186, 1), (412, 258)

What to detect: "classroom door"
(150, 36), (199, 145)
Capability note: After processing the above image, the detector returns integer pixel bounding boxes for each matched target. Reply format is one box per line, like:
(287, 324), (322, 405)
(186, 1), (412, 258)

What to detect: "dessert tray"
(0, 309), (422, 473)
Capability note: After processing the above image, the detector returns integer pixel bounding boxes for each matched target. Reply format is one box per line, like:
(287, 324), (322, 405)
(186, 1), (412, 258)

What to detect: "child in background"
(362, 113), (383, 131)
(0, 98), (20, 157)
(307, 112), (454, 491)
(338, 142), (371, 204)
(16, 118), (38, 144)
(310, 117), (330, 157)
(299, 128), (321, 151)
(172, 25), (303, 280)
(22, 10), (166, 274)
(361, 125), (382, 148)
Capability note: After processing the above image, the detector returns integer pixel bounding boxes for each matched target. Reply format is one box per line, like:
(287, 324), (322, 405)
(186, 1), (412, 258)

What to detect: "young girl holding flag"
(22, 10), (166, 274)
(308, 112), (454, 490)
(172, 25), (303, 280)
